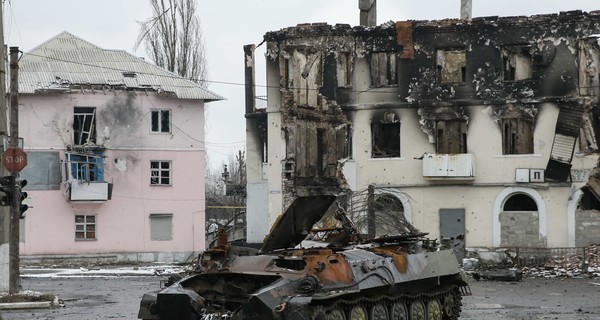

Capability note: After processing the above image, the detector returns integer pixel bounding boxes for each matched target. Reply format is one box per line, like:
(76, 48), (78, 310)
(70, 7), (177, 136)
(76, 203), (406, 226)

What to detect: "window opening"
(436, 49), (466, 83)
(501, 118), (533, 154)
(150, 160), (172, 185)
(74, 107), (96, 145)
(435, 120), (467, 154)
(503, 194), (538, 211)
(75, 215), (96, 240)
(337, 52), (352, 87)
(370, 52), (397, 87)
(502, 45), (533, 81)
(371, 112), (400, 158)
(151, 109), (171, 133)
(65, 151), (104, 182)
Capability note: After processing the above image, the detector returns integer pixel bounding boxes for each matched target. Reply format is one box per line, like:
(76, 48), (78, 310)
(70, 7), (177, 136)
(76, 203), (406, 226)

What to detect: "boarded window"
(436, 50), (466, 83)
(372, 113), (400, 158)
(370, 52), (397, 87)
(74, 107), (96, 145)
(19, 151), (61, 190)
(150, 214), (173, 241)
(336, 124), (353, 159)
(436, 120), (467, 154)
(150, 160), (172, 185)
(502, 45), (533, 81)
(75, 215), (96, 240)
(151, 109), (171, 133)
(502, 118), (534, 154)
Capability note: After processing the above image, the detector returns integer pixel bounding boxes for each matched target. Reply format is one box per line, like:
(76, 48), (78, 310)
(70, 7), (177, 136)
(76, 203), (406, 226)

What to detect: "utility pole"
(0, 1), (10, 293)
(8, 46), (19, 293)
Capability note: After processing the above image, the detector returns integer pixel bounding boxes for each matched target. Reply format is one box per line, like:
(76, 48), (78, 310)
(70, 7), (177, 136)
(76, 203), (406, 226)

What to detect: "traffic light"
(0, 176), (15, 206)
(18, 179), (28, 219)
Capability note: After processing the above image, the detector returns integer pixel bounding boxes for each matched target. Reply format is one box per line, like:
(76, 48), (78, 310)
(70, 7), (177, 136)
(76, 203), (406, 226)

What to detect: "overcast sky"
(6, 1), (599, 170)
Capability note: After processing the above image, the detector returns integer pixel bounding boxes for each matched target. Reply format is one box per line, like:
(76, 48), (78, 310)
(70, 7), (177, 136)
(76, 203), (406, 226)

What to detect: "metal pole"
(8, 46), (19, 293)
(0, 1), (10, 293)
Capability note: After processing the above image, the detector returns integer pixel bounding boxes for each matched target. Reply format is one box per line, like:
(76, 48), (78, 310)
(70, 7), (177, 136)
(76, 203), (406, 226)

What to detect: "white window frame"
(150, 109), (172, 134)
(150, 160), (172, 186)
(75, 214), (97, 240)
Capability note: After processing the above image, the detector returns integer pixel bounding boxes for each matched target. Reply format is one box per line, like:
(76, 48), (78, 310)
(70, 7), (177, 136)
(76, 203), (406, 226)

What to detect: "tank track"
(310, 285), (462, 320)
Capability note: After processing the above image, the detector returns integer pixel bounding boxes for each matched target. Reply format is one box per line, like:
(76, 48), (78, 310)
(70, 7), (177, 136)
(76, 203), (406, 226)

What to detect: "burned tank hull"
(138, 196), (470, 320)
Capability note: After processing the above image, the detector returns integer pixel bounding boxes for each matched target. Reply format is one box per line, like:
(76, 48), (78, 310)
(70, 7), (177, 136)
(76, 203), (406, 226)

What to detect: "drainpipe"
(359, 0), (377, 27)
(460, 0), (472, 20)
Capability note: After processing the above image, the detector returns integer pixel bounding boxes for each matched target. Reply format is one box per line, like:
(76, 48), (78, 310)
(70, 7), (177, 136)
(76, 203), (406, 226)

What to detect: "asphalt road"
(1, 275), (599, 319)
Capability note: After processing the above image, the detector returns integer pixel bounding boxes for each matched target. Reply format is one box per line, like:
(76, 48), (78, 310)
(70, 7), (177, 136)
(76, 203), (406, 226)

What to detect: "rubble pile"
(521, 244), (600, 278)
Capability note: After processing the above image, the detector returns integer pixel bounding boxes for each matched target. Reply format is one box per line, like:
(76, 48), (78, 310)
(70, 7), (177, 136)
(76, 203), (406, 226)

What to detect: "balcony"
(422, 153), (475, 180)
(67, 181), (112, 202)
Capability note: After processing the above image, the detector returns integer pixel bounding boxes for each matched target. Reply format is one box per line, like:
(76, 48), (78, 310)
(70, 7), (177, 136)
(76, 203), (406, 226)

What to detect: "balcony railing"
(422, 153), (476, 179)
(67, 181), (112, 202)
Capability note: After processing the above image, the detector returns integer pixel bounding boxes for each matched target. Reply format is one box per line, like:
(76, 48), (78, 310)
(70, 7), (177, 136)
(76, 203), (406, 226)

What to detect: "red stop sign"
(2, 148), (27, 172)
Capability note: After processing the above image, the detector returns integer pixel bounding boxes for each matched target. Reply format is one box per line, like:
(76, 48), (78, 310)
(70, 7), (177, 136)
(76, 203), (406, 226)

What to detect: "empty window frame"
(150, 160), (172, 185)
(150, 214), (173, 241)
(75, 215), (96, 240)
(337, 52), (352, 87)
(74, 107), (96, 145)
(370, 52), (398, 87)
(502, 118), (534, 154)
(372, 113), (400, 158)
(502, 45), (533, 81)
(151, 109), (171, 133)
(65, 152), (104, 182)
(436, 120), (467, 154)
(436, 49), (466, 84)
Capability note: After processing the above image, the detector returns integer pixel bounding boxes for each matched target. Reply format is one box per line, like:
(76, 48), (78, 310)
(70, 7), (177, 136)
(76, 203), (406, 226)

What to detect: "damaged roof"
(19, 31), (224, 101)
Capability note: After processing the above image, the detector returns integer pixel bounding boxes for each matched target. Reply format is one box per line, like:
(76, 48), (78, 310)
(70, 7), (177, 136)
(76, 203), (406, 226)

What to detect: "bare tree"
(136, 0), (208, 86)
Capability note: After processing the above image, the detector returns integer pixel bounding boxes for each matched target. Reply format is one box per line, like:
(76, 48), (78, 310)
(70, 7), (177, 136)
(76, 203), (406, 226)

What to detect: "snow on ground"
(20, 265), (186, 278)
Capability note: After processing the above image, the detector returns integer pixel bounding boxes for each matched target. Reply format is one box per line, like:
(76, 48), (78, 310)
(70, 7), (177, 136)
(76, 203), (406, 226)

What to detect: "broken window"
(150, 160), (172, 186)
(580, 107), (600, 153)
(436, 49), (466, 84)
(578, 187), (600, 210)
(372, 112), (400, 158)
(370, 51), (397, 87)
(435, 120), (467, 154)
(337, 52), (352, 87)
(150, 214), (173, 241)
(502, 45), (533, 81)
(336, 124), (353, 159)
(75, 215), (96, 240)
(73, 107), (96, 145)
(151, 109), (171, 133)
(501, 118), (534, 154)
(65, 151), (104, 183)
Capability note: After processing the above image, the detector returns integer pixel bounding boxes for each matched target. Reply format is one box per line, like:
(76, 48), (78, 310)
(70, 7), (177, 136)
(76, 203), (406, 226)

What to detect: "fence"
(511, 245), (599, 270)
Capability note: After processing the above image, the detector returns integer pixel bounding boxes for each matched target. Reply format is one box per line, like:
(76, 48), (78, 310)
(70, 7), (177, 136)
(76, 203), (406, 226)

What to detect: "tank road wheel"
(370, 304), (389, 320)
(327, 308), (346, 320)
(348, 305), (368, 320)
(389, 302), (408, 320)
(312, 307), (327, 320)
(441, 294), (454, 319)
(426, 299), (442, 320)
(409, 301), (426, 320)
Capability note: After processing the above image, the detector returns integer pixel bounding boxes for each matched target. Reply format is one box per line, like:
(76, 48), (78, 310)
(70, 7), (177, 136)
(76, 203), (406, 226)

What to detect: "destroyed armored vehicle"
(138, 195), (470, 320)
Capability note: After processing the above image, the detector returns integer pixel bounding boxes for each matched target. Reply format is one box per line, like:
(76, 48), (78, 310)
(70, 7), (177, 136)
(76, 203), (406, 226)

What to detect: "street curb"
(0, 296), (61, 310)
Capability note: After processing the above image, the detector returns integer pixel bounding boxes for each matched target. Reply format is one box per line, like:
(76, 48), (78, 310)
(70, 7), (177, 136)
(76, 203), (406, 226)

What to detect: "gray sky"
(7, 1), (599, 170)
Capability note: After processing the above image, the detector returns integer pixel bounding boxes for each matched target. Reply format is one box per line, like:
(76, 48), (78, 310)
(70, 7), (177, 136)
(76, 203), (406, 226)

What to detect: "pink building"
(17, 32), (223, 263)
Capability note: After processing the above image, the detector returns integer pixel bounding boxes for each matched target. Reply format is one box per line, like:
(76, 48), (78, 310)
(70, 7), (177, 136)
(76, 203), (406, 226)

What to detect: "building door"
(439, 209), (465, 263)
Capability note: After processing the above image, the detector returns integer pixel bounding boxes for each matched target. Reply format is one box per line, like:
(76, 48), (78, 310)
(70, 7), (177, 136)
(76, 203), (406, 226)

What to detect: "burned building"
(245, 11), (600, 253)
